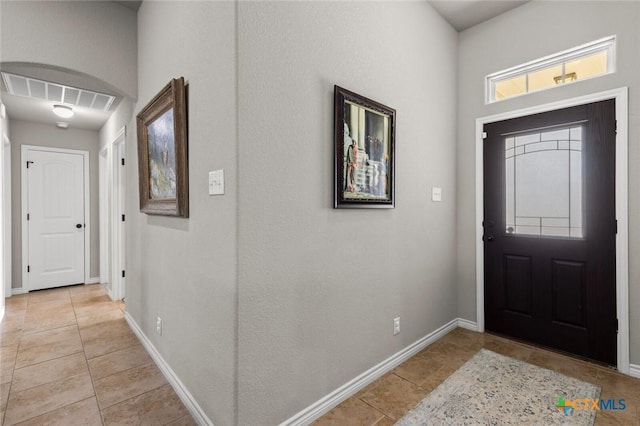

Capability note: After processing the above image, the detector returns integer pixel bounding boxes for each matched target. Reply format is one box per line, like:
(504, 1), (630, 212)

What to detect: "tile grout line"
(5, 290), (81, 425)
(96, 361), (168, 411)
(73, 293), (106, 426)
(356, 396), (396, 425)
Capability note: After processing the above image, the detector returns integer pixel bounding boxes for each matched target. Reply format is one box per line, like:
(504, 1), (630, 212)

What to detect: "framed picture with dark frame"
(334, 85), (395, 209)
(136, 77), (189, 217)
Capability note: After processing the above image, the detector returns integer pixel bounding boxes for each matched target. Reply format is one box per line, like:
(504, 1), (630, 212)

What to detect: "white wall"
(9, 120), (101, 288)
(128, 2), (238, 424)
(237, 2), (458, 424)
(0, 0), (137, 99)
(456, 1), (640, 363)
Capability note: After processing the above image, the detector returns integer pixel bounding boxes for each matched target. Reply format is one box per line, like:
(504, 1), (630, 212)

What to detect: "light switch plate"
(209, 170), (224, 195)
(432, 187), (442, 202)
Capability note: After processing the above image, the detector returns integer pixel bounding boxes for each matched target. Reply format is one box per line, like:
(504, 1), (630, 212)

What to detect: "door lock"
(76, 224), (83, 229)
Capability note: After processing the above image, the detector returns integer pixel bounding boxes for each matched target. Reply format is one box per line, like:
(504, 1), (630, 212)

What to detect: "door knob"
(76, 224), (83, 229)
(483, 235), (494, 242)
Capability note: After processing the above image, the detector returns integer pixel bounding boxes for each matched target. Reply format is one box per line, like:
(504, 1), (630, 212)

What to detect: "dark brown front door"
(483, 100), (617, 365)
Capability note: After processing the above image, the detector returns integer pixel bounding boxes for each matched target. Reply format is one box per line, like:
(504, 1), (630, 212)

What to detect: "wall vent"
(1, 72), (116, 112)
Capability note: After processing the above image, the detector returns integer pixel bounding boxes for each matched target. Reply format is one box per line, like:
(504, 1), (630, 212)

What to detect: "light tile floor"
(1, 284), (195, 425)
(314, 328), (640, 425)
(6, 287), (638, 425)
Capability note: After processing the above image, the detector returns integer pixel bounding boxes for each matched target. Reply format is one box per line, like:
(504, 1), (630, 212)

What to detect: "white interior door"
(26, 148), (85, 290)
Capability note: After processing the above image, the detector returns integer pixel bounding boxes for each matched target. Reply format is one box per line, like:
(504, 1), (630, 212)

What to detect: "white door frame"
(99, 126), (126, 301)
(3, 136), (10, 300)
(21, 145), (91, 292)
(99, 146), (110, 288)
(111, 127), (126, 301)
(474, 87), (629, 374)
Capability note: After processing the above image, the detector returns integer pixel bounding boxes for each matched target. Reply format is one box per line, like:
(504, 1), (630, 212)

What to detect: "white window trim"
(486, 36), (616, 104)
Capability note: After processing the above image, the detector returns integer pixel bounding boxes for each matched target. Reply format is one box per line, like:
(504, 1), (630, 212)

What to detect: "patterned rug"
(395, 349), (600, 425)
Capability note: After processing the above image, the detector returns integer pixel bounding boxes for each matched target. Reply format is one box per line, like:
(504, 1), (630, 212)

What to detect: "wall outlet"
(156, 316), (162, 336)
(393, 317), (400, 335)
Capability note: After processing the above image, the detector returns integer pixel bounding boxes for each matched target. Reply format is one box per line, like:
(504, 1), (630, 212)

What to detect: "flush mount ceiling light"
(53, 104), (74, 118)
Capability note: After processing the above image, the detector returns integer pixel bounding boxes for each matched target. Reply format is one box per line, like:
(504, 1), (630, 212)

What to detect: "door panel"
(504, 255), (533, 316)
(551, 260), (586, 327)
(27, 149), (85, 290)
(483, 100), (616, 365)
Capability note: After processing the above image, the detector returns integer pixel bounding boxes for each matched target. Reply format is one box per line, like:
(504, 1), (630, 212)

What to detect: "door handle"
(76, 224), (83, 229)
(483, 235), (494, 242)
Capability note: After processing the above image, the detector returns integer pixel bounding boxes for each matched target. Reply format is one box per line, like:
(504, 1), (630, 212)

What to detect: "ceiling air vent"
(1, 72), (116, 112)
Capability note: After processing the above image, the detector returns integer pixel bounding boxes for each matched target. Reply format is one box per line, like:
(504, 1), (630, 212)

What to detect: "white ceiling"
(0, 92), (114, 131)
(429, 0), (529, 32)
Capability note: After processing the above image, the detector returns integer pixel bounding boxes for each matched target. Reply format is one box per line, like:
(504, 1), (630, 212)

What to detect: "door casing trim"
(474, 87), (629, 374)
(21, 145), (91, 292)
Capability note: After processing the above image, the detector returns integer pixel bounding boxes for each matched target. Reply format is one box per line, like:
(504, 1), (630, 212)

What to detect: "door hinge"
(121, 158), (125, 166)
(26, 213), (29, 221)
(122, 270), (125, 278)
(615, 120), (618, 134)
(615, 318), (619, 333)
(482, 131), (488, 140)
(615, 220), (618, 234)
(122, 214), (125, 222)
(26, 161), (34, 169)
(27, 265), (30, 273)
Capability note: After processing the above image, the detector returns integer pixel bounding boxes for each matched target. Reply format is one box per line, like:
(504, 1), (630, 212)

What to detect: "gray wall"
(0, 0), (138, 99)
(1, 103), (9, 307)
(9, 119), (101, 288)
(100, 99), (133, 151)
(456, 1), (640, 363)
(124, 2), (238, 424)
(237, 2), (458, 424)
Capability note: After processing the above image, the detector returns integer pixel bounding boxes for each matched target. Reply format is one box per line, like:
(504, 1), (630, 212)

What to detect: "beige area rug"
(395, 349), (600, 425)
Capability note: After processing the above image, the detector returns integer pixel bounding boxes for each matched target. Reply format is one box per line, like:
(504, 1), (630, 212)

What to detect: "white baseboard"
(280, 318), (461, 426)
(0, 305), (4, 321)
(629, 364), (640, 379)
(87, 277), (101, 284)
(124, 313), (213, 426)
(11, 287), (26, 295)
(457, 318), (478, 331)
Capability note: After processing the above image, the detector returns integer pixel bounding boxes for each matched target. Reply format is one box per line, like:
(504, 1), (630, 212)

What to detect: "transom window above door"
(486, 36), (616, 103)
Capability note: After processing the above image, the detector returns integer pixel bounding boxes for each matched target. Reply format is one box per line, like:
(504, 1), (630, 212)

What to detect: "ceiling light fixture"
(53, 104), (74, 118)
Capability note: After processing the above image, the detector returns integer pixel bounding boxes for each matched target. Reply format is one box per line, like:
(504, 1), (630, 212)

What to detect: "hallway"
(0, 284), (194, 425)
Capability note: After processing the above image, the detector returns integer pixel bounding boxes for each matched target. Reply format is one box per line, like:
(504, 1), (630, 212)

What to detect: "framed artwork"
(136, 77), (189, 217)
(334, 85), (395, 208)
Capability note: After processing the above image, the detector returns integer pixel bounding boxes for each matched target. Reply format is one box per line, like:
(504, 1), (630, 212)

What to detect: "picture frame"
(334, 85), (395, 209)
(136, 77), (189, 217)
